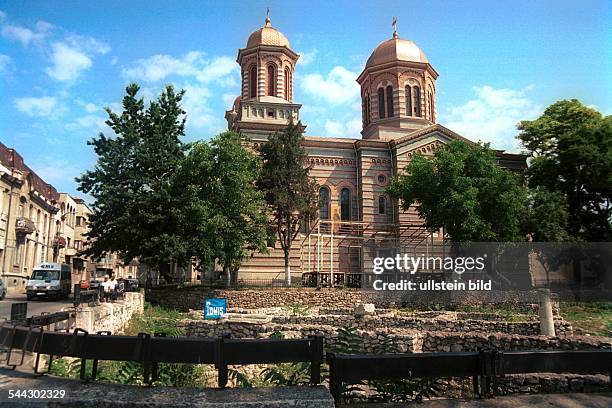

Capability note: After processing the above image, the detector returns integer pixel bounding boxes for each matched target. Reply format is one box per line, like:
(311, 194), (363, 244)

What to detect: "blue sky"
(1, 0), (610, 198)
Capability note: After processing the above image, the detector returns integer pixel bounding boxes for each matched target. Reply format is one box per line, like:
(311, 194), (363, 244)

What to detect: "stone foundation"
(147, 287), (559, 315)
(70, 291), (144, 334)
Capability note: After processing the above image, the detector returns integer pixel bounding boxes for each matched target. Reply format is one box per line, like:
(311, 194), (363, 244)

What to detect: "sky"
(0, 0), (610, 199)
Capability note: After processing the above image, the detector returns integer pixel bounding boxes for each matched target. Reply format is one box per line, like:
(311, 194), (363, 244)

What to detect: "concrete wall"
(72, 291), (144, 334)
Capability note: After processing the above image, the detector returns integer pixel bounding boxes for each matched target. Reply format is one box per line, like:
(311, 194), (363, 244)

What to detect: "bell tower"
(356, 18), (439, 141)
(225, 10), (303, 141)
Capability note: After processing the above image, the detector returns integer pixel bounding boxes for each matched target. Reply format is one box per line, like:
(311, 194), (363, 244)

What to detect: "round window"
(377, 174), (387, 184)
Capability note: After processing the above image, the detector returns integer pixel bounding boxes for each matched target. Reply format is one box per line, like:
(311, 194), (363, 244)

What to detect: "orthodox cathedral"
(224, 13), (525, 286)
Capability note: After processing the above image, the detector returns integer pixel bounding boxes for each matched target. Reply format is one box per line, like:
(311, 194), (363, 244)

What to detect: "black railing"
(326, 349), (612, 401)
(1, 320), (610, 396)
(0, 323), (323, 386)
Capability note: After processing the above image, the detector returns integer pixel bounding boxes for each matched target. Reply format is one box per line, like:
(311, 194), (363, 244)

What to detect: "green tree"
(388, 140), (527, 242)
(77, 84), (189, 282)
(524, 187), (570, 242)
(518, 99), (612, 241)
(258, 122), (319, 285)
(176, 132), (273, 286)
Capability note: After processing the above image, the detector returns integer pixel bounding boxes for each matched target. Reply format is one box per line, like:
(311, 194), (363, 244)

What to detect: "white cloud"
(65, 114), (107, 131)
(45, 42), (92, 81)
(123, 52), (237, 85)
(441, 85), (541, 152)
(45, 34), (110, 82)
(299, 66), (360, 105)
(195, 56), (237, 84)
(298, 49), (317, 66)
(65, 33), (111, 54)
(14, 96), (59, 117)
(0, 53), (11, 74)
(323, 117), (362, 138)
(0, 12), (52, 46)
(84, 103), (98, 113)
(182, 84), (223, 132)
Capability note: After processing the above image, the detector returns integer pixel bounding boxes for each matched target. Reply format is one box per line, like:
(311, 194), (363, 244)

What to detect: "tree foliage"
(78, 85), (271, 283)
(77, 84), (189, 276)
(517, 99), (612, 241)
(388, 140), (527, 242)
(257, 121), (318, 285)
(175, 132), (273, 285)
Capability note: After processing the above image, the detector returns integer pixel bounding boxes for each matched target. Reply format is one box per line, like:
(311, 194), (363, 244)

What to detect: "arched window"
(405, 85), (412, 116)
(428, 92), (434, 122)
(365, 94), (370, 125)
(413, 85), (421, 117)
(267, 65), (276, 96)
(340, 188), (351, 221)
(377, 88), (385, 119)
(284, 67), (290, 100)
(319, 186), (330, 220)
(378, 196), (386, 215)
(249, 65), (257, 98)
(386, 85), (394, 118)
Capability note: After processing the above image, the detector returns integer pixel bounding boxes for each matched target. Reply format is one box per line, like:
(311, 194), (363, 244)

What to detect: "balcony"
(54, 235), (66, 249)
(15, 217), (35, 235)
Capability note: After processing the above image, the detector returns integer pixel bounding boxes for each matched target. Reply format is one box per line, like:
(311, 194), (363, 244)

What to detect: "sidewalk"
(347, 392), (612, 408)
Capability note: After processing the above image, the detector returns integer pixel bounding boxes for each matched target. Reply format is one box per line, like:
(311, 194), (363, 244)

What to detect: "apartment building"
(0, 142), (59, 294)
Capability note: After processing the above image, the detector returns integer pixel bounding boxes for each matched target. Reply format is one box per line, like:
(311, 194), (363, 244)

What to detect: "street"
(0, 293), (74, 320)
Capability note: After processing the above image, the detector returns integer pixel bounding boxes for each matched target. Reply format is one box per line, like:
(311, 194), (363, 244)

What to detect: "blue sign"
(204, 298), (227, 319)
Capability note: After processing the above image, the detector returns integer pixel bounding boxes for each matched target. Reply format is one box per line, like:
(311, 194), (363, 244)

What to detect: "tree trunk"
(230, 266), (239, 287)
(284, 250), (291, 286)
(224, 265), (231, 289)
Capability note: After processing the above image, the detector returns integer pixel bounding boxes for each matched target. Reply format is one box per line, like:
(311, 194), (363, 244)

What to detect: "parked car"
(0, 279), (6, 300)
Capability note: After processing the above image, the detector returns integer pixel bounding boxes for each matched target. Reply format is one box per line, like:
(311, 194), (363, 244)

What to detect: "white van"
(26, 263), (72, 300)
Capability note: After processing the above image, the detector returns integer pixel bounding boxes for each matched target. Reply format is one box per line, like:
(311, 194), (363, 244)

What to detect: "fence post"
(326, 352), (341, 402)
(215, 335), (229, 388)
(73, 284), (81, 307)
(309, 335), (323, 385)
(152, 332), (167, 382)
(478, 349), (494, 398)
(135, 333), (152, 385)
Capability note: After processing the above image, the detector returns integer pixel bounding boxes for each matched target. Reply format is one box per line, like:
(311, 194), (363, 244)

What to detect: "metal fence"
(0, 323), (323, 386)
(1, 318), (610, 397)
(326, 349), (612, 401)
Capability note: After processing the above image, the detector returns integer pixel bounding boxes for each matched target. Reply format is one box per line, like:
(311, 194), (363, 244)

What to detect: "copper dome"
(246, 15), (291, 49)
(366, 37), (429, 68)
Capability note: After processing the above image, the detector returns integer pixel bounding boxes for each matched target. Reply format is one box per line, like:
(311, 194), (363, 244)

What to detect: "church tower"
(357, 18), (439, 141)
(225, 11), (302, 141)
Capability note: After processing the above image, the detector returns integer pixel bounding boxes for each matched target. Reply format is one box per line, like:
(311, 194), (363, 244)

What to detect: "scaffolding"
(299, 219), (445, 287)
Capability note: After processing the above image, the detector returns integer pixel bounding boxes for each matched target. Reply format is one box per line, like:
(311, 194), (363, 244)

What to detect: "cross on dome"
(265, 7), (271, 27)
(392, 16), (398, 39)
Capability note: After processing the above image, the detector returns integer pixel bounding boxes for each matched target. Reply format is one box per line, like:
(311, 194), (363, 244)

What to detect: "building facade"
(0, 142), (133, 293)
(0, 142), (60, 293)
(225, 15), (526, 285)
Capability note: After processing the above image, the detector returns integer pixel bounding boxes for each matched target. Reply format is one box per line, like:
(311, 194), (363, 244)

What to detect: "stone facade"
(221, 15), (527, 282)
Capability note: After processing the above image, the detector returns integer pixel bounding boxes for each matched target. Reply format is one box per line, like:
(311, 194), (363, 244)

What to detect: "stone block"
(354, 303), (375, 316)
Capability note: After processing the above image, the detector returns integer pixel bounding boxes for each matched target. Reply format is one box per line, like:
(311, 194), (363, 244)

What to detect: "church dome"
(366, 37), (428, 68)
(246, 15), (291, 49)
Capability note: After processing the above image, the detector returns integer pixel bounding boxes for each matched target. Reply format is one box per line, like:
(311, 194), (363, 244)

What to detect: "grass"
(49, 302), (216, 386)
(559, 301), (612, 337)
(123, 302), (186, 336)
